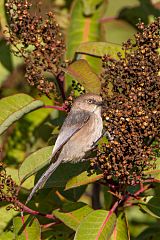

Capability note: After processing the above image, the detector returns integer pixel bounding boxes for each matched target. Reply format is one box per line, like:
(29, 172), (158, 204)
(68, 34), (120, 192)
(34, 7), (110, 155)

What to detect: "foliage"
(0, 0), (160, 239)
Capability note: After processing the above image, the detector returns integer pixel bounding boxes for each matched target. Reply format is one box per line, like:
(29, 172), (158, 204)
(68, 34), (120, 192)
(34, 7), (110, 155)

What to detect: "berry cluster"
(93, 18), (160, 188)
(5, 0), (65, 97)
(0, 164), (19, 210)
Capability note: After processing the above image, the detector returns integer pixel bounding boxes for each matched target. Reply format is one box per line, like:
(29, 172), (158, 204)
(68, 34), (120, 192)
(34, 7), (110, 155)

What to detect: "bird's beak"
(96, 101), (104, 106)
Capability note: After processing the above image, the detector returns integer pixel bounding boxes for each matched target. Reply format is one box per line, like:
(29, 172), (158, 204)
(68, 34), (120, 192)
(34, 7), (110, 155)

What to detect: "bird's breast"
(60, 113), (103, 163)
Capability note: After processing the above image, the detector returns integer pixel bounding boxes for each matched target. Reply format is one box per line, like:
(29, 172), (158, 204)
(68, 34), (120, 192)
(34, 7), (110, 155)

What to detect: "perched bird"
(26, 93), (103, 204)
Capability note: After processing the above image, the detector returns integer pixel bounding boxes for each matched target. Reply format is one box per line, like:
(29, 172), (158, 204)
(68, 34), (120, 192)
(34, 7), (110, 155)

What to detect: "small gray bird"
(26, 93), (103, 204)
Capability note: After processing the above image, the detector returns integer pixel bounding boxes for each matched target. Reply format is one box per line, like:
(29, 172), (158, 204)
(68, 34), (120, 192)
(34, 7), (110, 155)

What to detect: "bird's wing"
(25, 110), (91, 204)
(50, 109), (91, 160)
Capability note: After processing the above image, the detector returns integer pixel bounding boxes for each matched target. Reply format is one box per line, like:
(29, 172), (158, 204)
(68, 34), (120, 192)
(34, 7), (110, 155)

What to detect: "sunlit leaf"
(0, 0), (7, 31)
(0, 94), (44, 135)
(53, 202), (93, 230)
(102, 19), (136, 44)
(0, 205), (18, 235)
(65, 170), (103, 190)
(110, 211), (130, 240)
(19, 146), (53, 183)
(143, 157), (160, 180)
(65, 0), (107, 89)
(0, 231), (14, 240)
(76, 41), (124, 59)
(13, 215), (41, 240)
(74, 210), (116, 240)
(66, 59), (101, 94)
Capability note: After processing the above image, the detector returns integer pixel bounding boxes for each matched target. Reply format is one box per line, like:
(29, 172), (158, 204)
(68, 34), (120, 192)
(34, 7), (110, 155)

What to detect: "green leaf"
(76, 42), (125, 59)
(41, 223), (74, 240)
(102, 186), (112, 210)
(65, 0), (107, 89)
(0, 231), (14, 240)
(119, 0), (160, 26)
(39, 161), (90, 189)
(65, 170), (103, 190)
(136, 223), (160, 240)
(0, 0), (7, 31)
(102, 19), (136, 45)
(53, 202), (93, 231)
(74, 210), (116, 240)
(66, 0), (106, 60)
(0, 93), (44, 135)
(104, 0), (139, 18)
(60, 185), (87, 202)
(0, 205), (18, 234)
(81, 0), (103, 16)
(0, 39), (13, 72)
(66, 59), (101, 94)
(139, 196), (160, 219)
(13, 215), (41, 240)
(20, 145), (90, 191)
(110, 212), (130, 240)
(143, 157), (160, 180)
(19, 146), (53, 183)
(5, 167), (19, 183)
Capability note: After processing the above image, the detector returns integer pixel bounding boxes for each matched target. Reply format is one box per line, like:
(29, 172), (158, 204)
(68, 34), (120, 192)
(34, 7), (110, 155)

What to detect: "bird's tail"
(25, 159), (62, 204)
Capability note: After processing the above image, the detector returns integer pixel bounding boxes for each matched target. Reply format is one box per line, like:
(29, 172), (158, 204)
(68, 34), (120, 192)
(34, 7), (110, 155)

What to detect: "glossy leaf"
(74, 210), (116, 240)
(76, 42), (125, 59)
(13, 215), (41, 240)
(53, 202), (93, 230)
(65, 170), (103, 190)
(19, 146), (53, 183)
(66, 59), (101, 94)
(0, 94), (44, 135)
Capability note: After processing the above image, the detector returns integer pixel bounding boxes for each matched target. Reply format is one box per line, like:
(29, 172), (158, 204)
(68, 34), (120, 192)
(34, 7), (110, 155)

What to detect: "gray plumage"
(26, 93), (103, 204)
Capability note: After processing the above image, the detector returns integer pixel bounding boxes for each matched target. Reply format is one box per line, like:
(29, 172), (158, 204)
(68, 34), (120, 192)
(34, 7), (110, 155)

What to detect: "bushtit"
(26, 93), (103, 204)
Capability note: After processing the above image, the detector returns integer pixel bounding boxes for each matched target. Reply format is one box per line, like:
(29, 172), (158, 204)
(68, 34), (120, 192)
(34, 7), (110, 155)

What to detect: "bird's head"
(72, 93), (103, 113)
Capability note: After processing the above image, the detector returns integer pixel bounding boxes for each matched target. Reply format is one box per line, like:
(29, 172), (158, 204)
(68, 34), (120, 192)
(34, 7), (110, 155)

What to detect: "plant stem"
(56, 72), (66, 101)
(43, 105), (67, 111)
(15, 199), (56, 220)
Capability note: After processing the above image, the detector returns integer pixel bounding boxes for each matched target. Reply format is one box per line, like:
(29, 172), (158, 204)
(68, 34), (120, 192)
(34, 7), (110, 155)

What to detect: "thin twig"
(15, 200), (56, 220)
(43, 105), (67, 112)
(41, 222), (61, 229)
(56, 72), (66, 101)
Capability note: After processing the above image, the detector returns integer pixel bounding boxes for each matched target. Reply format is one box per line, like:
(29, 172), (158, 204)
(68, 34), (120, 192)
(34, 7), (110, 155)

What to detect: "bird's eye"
(87, 99), (93, 104)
